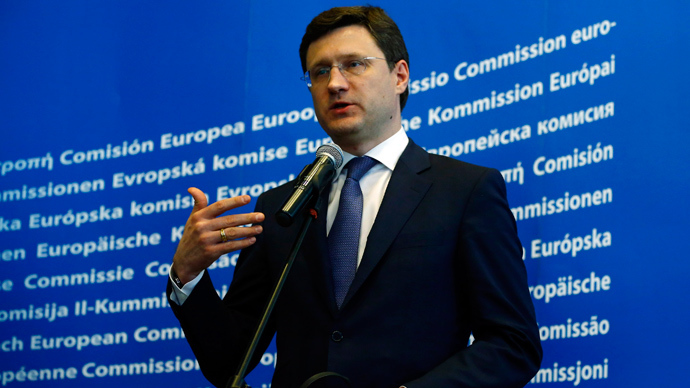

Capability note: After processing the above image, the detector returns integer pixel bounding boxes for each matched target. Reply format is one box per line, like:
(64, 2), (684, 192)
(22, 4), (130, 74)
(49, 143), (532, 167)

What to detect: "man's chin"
(321, 119), (363, 138)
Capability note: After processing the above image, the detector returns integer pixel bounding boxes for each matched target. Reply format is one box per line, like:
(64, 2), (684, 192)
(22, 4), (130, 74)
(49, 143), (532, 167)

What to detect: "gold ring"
(220, 228), (228, 242)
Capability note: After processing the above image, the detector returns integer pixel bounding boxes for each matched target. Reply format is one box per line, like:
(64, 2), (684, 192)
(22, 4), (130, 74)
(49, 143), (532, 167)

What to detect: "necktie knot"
(345, 156), (377, 181)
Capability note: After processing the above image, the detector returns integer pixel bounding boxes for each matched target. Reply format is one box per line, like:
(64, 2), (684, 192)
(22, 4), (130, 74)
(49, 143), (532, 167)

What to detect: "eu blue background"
(1, 1), (688, 386)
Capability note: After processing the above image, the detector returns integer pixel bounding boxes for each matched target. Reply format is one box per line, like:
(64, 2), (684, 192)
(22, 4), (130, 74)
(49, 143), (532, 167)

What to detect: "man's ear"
(393, 59), (409, 95)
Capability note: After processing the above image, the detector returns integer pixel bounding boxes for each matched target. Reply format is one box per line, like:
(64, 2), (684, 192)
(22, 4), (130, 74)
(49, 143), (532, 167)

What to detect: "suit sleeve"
(405, 168), (542, 388)
(167, 195), (276, 388)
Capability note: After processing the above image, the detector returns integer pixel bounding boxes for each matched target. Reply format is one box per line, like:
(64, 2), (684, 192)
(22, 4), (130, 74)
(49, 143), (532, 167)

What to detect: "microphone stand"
(225, 198), (321, 388)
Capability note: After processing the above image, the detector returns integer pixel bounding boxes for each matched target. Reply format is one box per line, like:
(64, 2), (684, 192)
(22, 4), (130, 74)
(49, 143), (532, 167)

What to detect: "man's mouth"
(330, 102), (353, 113)
(331, 102), (349, 108)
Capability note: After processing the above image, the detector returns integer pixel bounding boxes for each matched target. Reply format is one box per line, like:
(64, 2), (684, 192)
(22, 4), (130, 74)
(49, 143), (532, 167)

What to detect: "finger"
(216, 224), (263, 244)
(202, 195), (253, 218)
(213, 236), (258, 256)
(188, 187), (208, 210)
(209, 211), (265, 231)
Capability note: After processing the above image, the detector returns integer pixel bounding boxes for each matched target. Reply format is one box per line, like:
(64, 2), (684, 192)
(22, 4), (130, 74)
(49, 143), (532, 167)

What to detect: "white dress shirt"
(326, 127), (409, 267)
(170, 128), (409, 304)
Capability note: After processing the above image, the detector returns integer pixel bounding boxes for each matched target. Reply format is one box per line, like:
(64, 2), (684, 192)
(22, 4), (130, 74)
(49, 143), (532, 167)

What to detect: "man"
(168, 6), (542, 388)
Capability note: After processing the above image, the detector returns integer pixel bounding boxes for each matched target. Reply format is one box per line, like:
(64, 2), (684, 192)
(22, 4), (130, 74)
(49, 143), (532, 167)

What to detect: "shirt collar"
(337, 127), (409, 176)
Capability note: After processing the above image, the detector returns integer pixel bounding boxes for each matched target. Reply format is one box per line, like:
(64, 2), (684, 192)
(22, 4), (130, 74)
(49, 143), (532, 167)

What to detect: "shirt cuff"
(168, 268), (205, 305)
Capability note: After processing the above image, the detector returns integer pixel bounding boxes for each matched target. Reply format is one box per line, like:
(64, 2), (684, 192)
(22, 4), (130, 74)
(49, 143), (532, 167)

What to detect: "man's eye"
(314, 67), (330, 77)
(346, 60), (364, 69)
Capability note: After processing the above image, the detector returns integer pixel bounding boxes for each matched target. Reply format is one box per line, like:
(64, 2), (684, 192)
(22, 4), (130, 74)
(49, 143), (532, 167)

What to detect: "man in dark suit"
(168, 6), (542, 388)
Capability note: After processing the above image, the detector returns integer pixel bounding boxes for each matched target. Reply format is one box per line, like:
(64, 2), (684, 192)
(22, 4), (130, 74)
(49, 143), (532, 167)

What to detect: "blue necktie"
(329, 156), (378, 308)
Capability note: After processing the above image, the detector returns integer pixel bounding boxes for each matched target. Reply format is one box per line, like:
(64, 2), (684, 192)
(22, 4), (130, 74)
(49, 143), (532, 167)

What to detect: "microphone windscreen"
(316, 143), (344, 169)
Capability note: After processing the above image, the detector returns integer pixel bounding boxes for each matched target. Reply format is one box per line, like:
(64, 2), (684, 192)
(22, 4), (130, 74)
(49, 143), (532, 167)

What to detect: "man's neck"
(335, 122), (401, 156)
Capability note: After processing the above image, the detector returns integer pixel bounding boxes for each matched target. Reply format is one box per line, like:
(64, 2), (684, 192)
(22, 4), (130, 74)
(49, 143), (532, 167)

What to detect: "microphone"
(275, 143), (344, 227)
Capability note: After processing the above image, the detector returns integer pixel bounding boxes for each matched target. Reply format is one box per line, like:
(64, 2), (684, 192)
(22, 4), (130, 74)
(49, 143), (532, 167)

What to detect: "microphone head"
(316, 143), (344, 169)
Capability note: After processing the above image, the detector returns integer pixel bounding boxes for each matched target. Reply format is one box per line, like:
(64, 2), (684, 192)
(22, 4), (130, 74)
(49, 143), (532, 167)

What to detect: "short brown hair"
(300, 6), (410, 111)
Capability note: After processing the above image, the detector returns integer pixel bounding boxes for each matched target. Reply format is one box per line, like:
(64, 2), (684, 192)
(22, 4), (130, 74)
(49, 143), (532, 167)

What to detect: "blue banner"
(1, 1), (688, 386)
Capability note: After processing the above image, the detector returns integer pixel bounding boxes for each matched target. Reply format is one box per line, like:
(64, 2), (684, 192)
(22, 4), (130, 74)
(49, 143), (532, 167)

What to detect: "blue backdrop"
(1, 1), (688, 387)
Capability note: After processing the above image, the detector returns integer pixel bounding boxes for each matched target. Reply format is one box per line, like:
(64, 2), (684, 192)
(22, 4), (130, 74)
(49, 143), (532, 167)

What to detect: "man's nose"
(327, 66), (350, 92)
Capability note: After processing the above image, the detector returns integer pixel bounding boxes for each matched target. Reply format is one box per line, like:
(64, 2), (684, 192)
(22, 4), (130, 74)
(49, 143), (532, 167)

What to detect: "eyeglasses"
(302, 57), (387, 88)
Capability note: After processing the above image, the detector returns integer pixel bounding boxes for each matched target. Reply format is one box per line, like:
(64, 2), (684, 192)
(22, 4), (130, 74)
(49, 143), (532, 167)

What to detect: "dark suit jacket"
(169, 140), (542, 388)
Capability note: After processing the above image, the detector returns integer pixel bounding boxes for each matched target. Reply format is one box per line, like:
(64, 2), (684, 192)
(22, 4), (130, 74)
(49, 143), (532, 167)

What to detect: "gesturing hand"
(171, 187), (265, 285)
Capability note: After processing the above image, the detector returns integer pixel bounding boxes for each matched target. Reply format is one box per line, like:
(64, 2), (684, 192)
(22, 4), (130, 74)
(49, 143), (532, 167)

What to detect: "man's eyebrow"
(308, 53), (365, 68)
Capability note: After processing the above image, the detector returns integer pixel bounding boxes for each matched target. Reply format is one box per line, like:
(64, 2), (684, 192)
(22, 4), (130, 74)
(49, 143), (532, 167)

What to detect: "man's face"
(305, 25), (408, 155)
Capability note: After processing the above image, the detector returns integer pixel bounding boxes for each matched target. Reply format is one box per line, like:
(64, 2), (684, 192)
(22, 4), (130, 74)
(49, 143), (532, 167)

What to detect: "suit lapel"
(341, 140), (432, 308)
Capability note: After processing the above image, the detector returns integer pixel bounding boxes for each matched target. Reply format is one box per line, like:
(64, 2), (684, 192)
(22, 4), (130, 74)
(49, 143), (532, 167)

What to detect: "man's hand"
(171, 187), (265, 285)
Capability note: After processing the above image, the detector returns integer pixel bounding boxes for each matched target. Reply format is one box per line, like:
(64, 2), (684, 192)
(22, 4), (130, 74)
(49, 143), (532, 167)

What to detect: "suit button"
(331, 331), (343, 342)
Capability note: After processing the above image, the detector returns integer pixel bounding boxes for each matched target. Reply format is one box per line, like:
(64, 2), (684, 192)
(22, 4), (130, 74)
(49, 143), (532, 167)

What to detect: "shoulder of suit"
(426, 152), (495, 175)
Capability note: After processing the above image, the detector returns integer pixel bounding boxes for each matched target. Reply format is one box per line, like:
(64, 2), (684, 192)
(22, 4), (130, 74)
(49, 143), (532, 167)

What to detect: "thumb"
(187, 187), (208, 211)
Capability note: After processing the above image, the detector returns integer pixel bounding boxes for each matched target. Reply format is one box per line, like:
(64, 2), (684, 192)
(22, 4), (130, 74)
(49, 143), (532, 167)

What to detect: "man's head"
(300, 6), (409, 111)
(300, 6), (410, 155)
